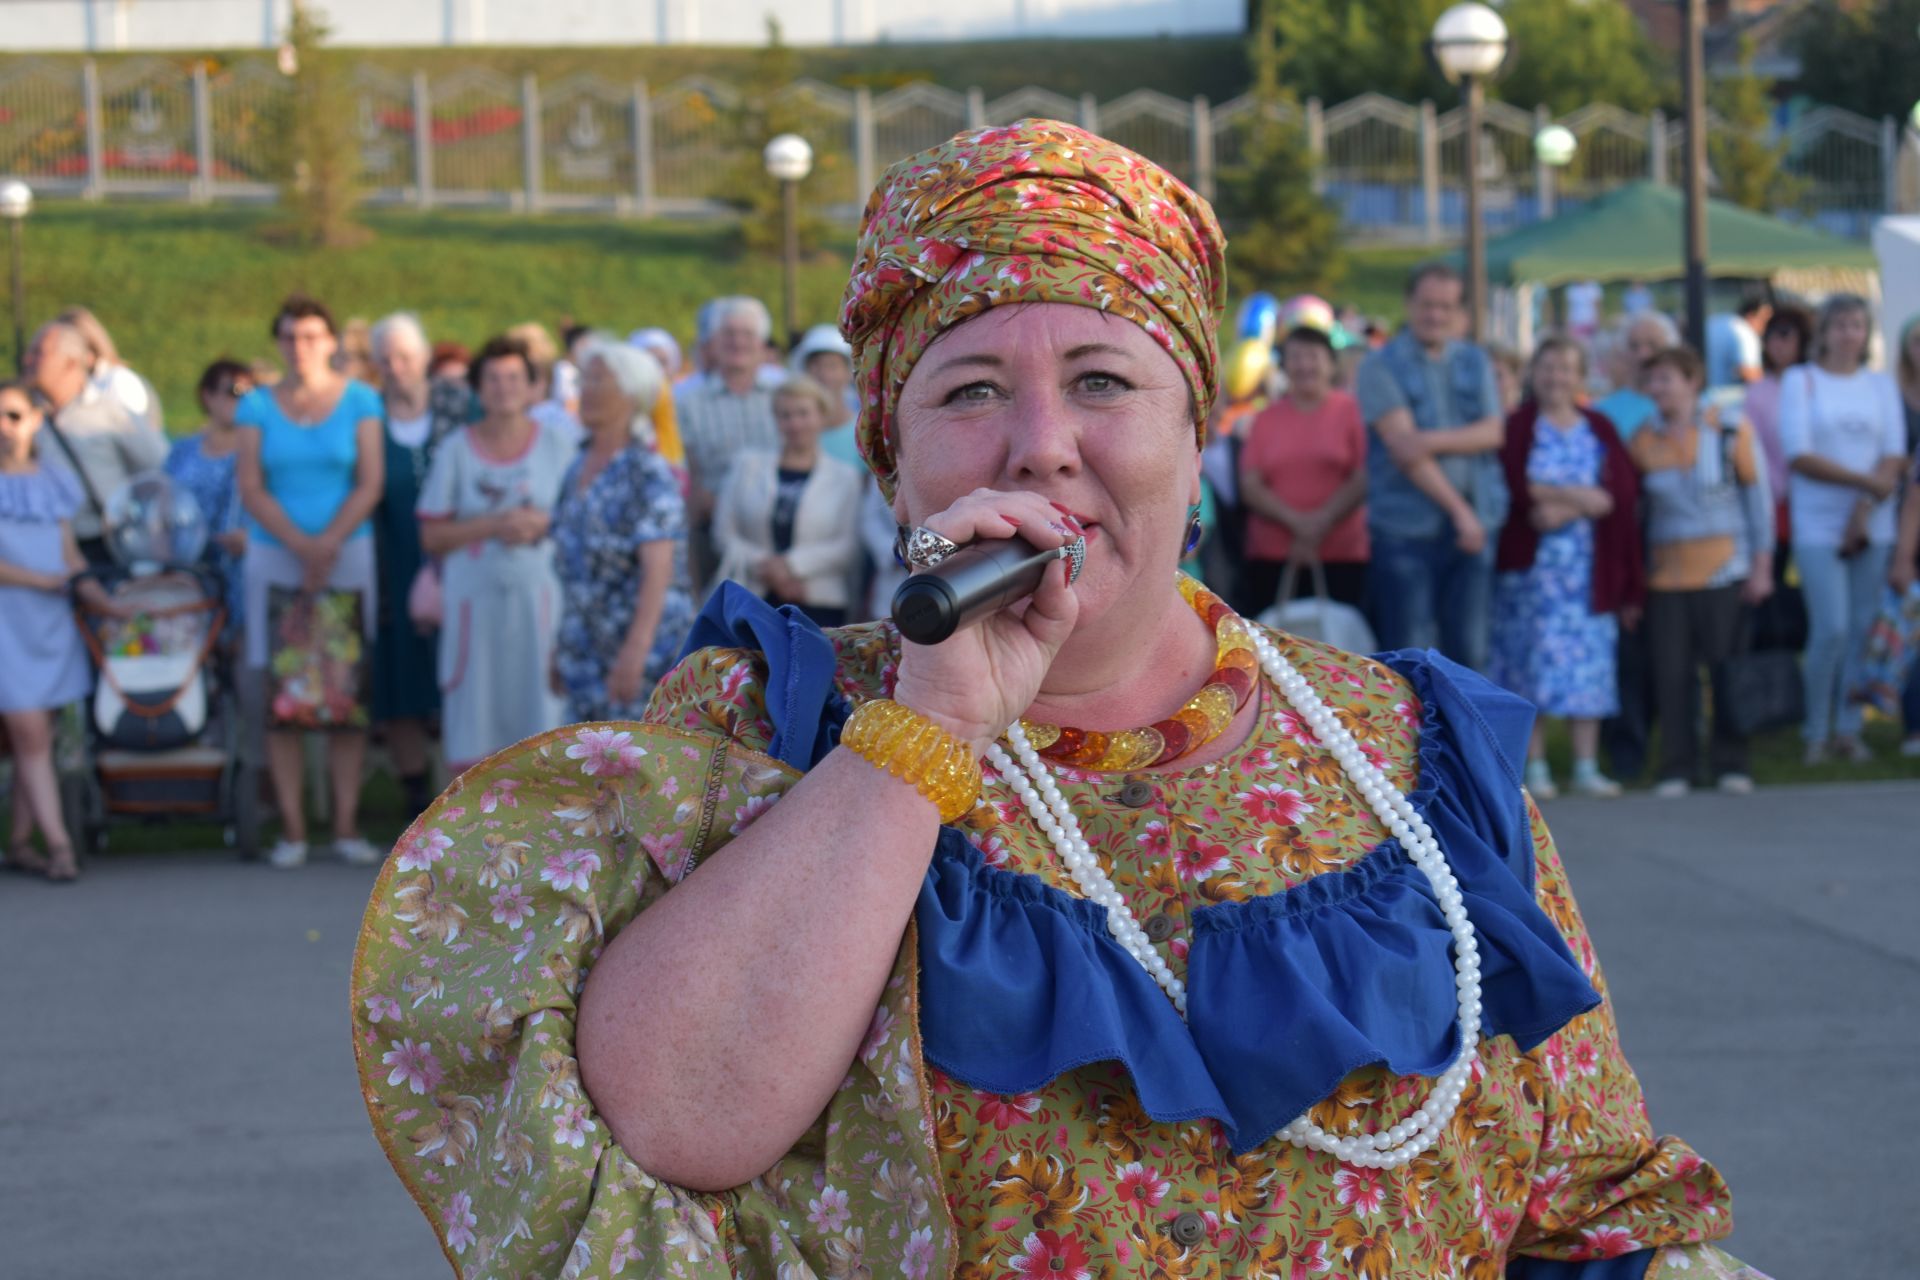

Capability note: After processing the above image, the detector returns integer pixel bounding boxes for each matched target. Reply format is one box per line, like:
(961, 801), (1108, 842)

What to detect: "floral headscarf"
(840, 118), (1228, 499)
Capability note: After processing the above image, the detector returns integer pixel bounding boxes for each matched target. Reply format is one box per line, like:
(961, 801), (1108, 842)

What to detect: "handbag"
(1713, 648), (1805, 738)
(407, 561), (443, 632)
(266, 585), (370, 730)
(1257, 560), (1378, 655)
(1850, 583), (1920, 716)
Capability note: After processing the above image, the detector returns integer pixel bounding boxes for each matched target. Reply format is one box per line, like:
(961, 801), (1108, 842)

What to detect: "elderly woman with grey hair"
(550, 338), (694, 722)
(1594, 310), (1682, 440)
(368, 311), (474, 816)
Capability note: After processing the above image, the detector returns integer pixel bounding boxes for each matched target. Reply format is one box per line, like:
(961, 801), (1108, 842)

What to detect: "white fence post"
(1078, 93), (1099, 133)
(966, 87), (985, 130)
(521, 73), (541, 213)
(632, 79), (654, 218)
(1420, 99), (1440, 244)
(1534, 104), (1553, 220)
(1649, 109), (1668, 183)
(192, 62), (214, 204)
(1305, 96), (1325, 195)
(82, 59), (105, 200)
(1192, 96), (1214, 203)
(412, 71), (433, 209)
(854, 86), (876, 204)
(1884, 115), (1899, 213)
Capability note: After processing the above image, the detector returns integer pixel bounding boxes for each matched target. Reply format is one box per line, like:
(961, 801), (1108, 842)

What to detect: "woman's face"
(1823, 308), (1870, 367)
(201, 371), (250, 428)
(379, 336), (429, 396)
(774, 393), (826, 450)
(478, 355), (534, 418)
(891, 303), (1199, 630)
(277, 315), (338, 382)
(577, 356), (633, 432)
(1765, 323), (1804, 371)
(804, 351), (853, 397)
(1281, 339), (1332, 399)
(1530, 346), (1583, 408)
(0, 387), (42, 457)
(1645, 363), (1699, 416)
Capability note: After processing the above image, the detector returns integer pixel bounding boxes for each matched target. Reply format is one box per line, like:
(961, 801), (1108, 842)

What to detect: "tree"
(1496, 0), (1667, 115)
(1252, 0), (1666, 112)
(269, 1), (366, 249)
(1213, 1), (1347, 296)
(1709, 37), (1801, 214)
(718, 20), (840, 259)
(1792, 0), (1920, 121)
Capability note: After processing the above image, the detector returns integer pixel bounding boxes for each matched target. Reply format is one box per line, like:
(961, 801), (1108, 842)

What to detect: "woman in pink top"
(1236, 326), (1369, 611)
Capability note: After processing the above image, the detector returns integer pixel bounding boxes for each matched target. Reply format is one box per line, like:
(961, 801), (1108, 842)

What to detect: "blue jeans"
(1795, 542), (1891, 743)
(1368, 532), (1496, 671)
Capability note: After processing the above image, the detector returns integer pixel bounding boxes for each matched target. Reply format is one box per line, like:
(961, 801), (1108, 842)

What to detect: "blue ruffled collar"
(914, 651), (1600, 1154)
(0, 463), (82, 524)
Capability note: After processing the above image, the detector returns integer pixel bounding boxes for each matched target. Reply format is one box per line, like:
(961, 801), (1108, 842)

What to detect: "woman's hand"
(496, 506), (551, 546)
(607, 644), (647, 707)
(1452, 508), (1487, 556)
(300, 531), (341, 592)
(888, 488), (1082, 753)
(214, 529), (248, 558)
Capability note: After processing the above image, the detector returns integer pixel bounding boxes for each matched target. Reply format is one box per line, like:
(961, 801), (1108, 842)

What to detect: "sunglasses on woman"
(0, 408), (32, 423)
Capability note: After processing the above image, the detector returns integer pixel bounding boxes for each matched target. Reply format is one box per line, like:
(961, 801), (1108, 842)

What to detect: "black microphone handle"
(891, 537), (1064, 645)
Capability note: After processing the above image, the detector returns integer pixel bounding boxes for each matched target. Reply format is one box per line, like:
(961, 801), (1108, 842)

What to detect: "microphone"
(891, 535), (1085, 645)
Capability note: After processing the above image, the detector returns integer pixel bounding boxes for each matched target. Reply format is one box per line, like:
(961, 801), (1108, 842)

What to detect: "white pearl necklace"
(983, 627), (1481, 1170)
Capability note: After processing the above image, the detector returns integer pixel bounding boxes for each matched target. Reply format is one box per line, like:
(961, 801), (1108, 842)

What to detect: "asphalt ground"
(2, 781), (1912, 1278)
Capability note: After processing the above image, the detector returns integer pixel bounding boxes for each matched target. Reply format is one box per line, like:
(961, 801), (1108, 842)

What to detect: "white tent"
(1873, 216), (1920, 354)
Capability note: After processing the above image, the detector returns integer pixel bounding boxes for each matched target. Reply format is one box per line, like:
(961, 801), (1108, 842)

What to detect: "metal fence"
(0, 55), (1908, 240)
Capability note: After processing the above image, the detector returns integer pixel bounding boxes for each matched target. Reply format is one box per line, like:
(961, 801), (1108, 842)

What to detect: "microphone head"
(892, 574), (962, 645)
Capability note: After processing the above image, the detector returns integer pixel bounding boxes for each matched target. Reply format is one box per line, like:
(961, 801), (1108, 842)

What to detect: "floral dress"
(550, 443), (695, 723)
(351, 587), (1765, 1280)
(1490, 415), (1620, 718)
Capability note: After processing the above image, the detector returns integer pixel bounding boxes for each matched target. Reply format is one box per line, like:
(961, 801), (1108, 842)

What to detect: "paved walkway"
(2, 782), (1912, 1278)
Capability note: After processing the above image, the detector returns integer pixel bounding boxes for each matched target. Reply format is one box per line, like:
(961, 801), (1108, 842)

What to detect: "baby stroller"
(61, 476), (261, 858)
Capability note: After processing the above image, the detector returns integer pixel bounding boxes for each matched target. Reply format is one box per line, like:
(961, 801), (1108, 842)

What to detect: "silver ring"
(1063, 535), (1086, 585)
(897, 525), (962, 571)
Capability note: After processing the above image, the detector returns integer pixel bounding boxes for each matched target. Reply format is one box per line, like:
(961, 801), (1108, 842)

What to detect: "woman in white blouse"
(1779, 293), (1911, 763)
(712, 374), (864, 627)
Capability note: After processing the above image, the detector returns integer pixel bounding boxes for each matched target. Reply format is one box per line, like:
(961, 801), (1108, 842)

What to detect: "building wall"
(4, 0), (1244, 50)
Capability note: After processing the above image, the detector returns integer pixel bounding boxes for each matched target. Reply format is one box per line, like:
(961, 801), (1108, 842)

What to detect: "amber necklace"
(1017, 576), (1258, 772)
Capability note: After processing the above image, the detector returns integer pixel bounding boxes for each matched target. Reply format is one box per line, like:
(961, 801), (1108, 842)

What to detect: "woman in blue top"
(235, 294), (386, 871)
(163, 358), (252, 638)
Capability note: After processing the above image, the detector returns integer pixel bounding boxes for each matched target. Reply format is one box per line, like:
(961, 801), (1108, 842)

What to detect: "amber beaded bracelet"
(841, 699), (984, 824)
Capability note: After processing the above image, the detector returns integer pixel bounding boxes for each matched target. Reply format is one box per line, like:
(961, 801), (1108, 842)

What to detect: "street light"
(0, 179), (30, 375)
(1533, 123), (1576, 220)
(1430, 2), (1509, 342)
(763, 133), (814, 349)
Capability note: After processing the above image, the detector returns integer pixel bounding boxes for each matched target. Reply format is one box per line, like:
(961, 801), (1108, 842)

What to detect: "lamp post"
(1679, 0), (1709, 355)
(1430, 3), (1509, 343)
(0, 180), (30, 375)
(763, 134), (814, 349)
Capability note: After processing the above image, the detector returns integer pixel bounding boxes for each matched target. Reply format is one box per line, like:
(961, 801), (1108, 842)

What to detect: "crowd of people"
(2, 261), (1919, 879)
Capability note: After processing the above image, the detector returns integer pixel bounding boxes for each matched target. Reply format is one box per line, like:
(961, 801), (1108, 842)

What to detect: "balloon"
(1236, 292), (1280, 344)
(1279, 294), (1336, 336)
(1223, 337), (1273, 402)
(105, 471), (208, 568)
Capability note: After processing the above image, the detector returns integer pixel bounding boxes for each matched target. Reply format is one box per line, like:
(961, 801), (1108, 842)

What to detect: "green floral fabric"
(352, 619), (1769, 1279)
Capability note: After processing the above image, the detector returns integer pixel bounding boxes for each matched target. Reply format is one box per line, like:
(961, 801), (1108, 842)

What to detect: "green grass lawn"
(14, 200), (1441, 422)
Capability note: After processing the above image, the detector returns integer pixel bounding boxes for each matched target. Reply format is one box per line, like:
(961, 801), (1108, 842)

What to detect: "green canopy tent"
(1477, 181), (1876, 288)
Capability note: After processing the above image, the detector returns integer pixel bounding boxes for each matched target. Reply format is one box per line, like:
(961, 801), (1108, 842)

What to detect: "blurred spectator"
(1491, 338), (1644, 799)
(1743, 304), (1815, 517)
(676, 297), (780, 589)
(551, 339), (694, 722)
(234, 293), (385, 868)
(22, 320), (167, 565)
(55, 305), (162, 436)
(163, 358), (252, 633)
(1629, 346), (1773, 796)
(1706, 290), (1771, 390)
(507, 322), (584, 447)
(417, 337), (570, 772)
(1488, 345), (1525, 415)
(1237, 326), (1369, 614)
(1622, 281), (1654, 317)
(1594, 311), (1679, 440)
(551, 322), (593, 418)
(860, 482), (906, 622)
(1891, 442), (1920, 755)
(788, 323), (861, 466)
(337, 317), (376, 383)
(0, 377), (121, 882)
(1355, 262), (1508, 670)
(1898, 316), (1920, 458)
(1780, 294), (1909, 765)
(626, 327), (688, 467)
(713, 374), (864, 628)
(428, 342), (470, 386)
(1565, 279), (1603, 343)
(369, 312), (469, 817)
